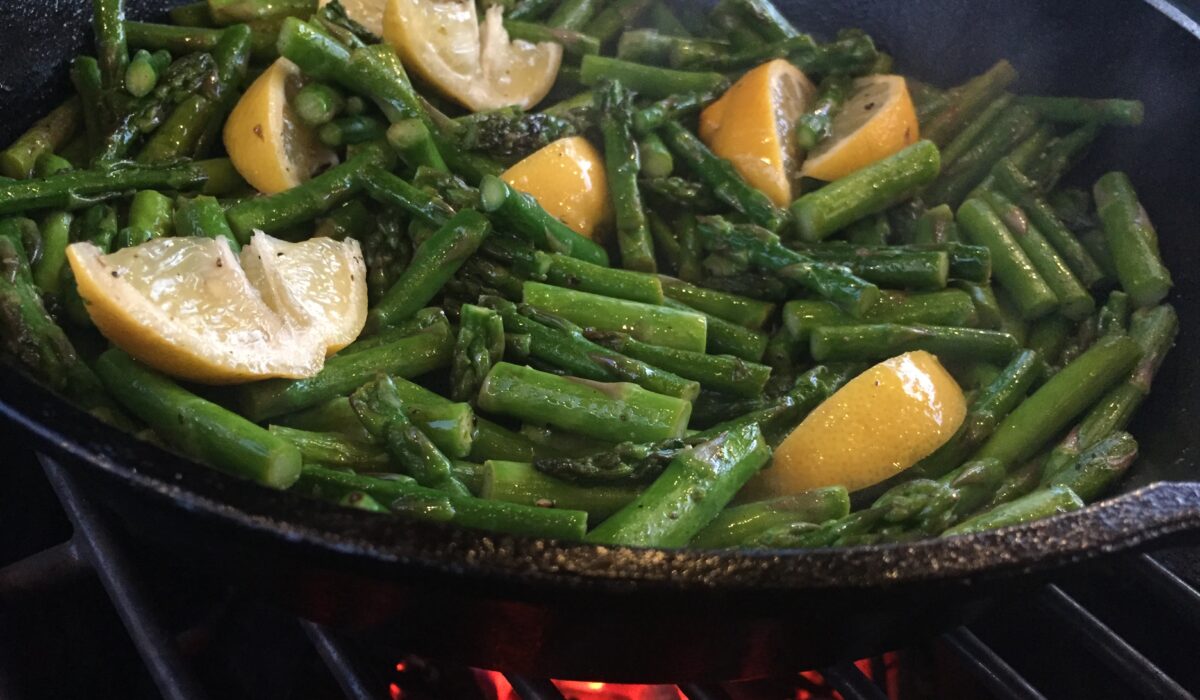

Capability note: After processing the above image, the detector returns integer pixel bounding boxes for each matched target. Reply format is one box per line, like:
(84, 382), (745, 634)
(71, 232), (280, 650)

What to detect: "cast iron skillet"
(2, 0), (1200, 683)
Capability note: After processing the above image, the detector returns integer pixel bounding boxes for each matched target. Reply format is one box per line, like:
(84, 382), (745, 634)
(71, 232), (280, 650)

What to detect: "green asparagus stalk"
(297, 465), (588, 540)
(482, 460), (639, 522)
(1025, 122), (1101, 193)
(978, 188), (1094, 320)
(547, 0), (600, 29)
(350, 377), (471, 495)
(481, 296), (701, 400)
(783, 290), (977, 343)
(956, 198), (1058, 320)
(909, 349), (1043, 479)
(639, 176), (720, 212)
(478, 175), (609, 266)
(173, 195), (239, 250)
(1026, 314), (1073, 368)
(124, 49), (171, 98)
(658, 121), (786, 231)
(810, 323), (1019, 364)
(545, 253), (664, 304)
(696, 217), (881, 317)
(792, 140), (942, 242)
(582, 0), (654, 42)
(689, 487), (850, 548)
(912, 204), (958, 244)
(796, 246), (949, 290)
(523, 281), (709, 353)
(938, 93), (1013, 168)
(585, 329), (772, 397)
(318, 115), (386, 147)
(451, 304), (505, 403)
(1039, 305), (1176, 484)
(972, 334), (1140, 469)
(924, 104), (1039, 207)
(0, 159), (220, 216)
(504, 20), (601, 57)
(597, 81), (656, 272)
(32, 212), (72, 294)
(585, 423), (771, 547)
(991, 158), (1105, 289)
(368, 209), (491, 331)
(1043, 431), (1138, 502)
(361, 165), (454, 227)
(632, 90), (720, 136)
(715, 0), (800, 41)
(944, 485), (1083, 536)
(226, 144), (393, 241)
(579, 56), (727, 98)
(1096, 290), (1132, 337)
(1016, 96), (1144, 126)
(268, 425), (388, 470)
(240, 325), (453, 421)
(478, 362), (693, 443)
(1093, 172), (1173, 307)
(921, 60), (1018, 146)
(658, 275), (774, 330)
(952, 280), (1003, 329)
(661, 297), (769, 362)
(796, 77), (850, 151)
(293, 82), (345, 126)
(637, 132), (674, 179)
(97, 349), (300, 488)
(533, 434), (705, 484)
(0, 99), (82, 180)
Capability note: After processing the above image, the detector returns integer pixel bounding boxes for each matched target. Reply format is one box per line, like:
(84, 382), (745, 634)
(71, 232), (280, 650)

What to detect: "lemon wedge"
(239, 233), (368, 354)
(743, 351), (966, 497)
(66, 234), (367, 385)
(501, 136), (612, 239)
(699, 59), (817, 207)
(800, 74), (919, 182)
(383, 0), (562, 112)
(224, 58), (338, 195)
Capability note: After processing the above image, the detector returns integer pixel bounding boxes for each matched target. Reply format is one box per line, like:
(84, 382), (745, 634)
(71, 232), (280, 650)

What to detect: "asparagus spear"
(368, 209), (491, 331)
(783, 290), (977, 343)
(714, 0), (800, 41)
(477, 362), (693, 443)
(0, 159), (223, 215)
(938, 94), (1013, 169)
(1025, 123), (1101, 193)
(542, 253), (664, 305)
(956, 198), (1057, 320)
(1041, 431), (1138, 502)
(943, 485), (1083, 536)
(582, 0), (655, 42)
(795, 77), (850, 150)
(125, 20), (279, 62)
(547, 0), (601, 29)
(505, 20), (601, 57)
(478, 175), (609, 266)
(1016, 96), (1144, 126)
(632, 90), (721, 135)
(1094, 172), (1173, 307)
(1038, 305), (1176, 485)
(796, 246), (950, 290)
(482, 460), (640, 522)
(810, 324), (1020, 364)
(658, 121), (787, 232)
(0, 100), (82, 180)
(239, 325), (454, 421)
(523, 281), (709, 353)
(972, 334), (1141, 469)
(792, 140), (942, 242)
(924, 104), (1039, 207)
(451, 304), (505, 403)
(909, 349), (1043, 479)
(97, 349), (300, 488)
(533, 435), (705, 485)
(658, 275), (774, 330)
(585, 329), (772, 397)
(268, 425), (389, 470)
(350, 377), (471, 496)
(226, 144), (393, 241)
(584, 423), (771, 548)
(639, 176), (720, 212)
(662, 298), (769, 362)
(921, 60), (1018, 146)
(597, 81), (656, 272)
(689, 487), (850, 548)
(297, 465), (588, 540)
(580, 56), (727, 98)
(978, 188), (1094, 320)
(696, 217), (880, 317)
(481, 296), (701, 400)
(991, 159), (1105, 289)
(913, 204), (958, 245)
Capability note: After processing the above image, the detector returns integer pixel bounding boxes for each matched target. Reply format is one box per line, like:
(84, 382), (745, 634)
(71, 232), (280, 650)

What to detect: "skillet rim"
(4, 361), (1199, 593)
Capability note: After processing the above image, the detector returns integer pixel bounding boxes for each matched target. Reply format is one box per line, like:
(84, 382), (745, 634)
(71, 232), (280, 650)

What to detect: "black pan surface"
(2, 0), (1200, 682)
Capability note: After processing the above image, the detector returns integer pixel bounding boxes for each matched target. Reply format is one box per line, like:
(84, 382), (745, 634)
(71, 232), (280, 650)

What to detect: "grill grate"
(1, 454), (1198, 700)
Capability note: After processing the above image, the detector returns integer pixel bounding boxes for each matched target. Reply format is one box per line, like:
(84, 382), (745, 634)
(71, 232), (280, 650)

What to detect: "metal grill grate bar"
(1038, 584), (1194, 699)
(41, 457), (208, 700)
(302, 621), (378, 700)
(1125, 554), (1200, 629)
(943, 627), (1048, 700)
(507, 675), (568, 700)
(821, 663), (888, 700)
